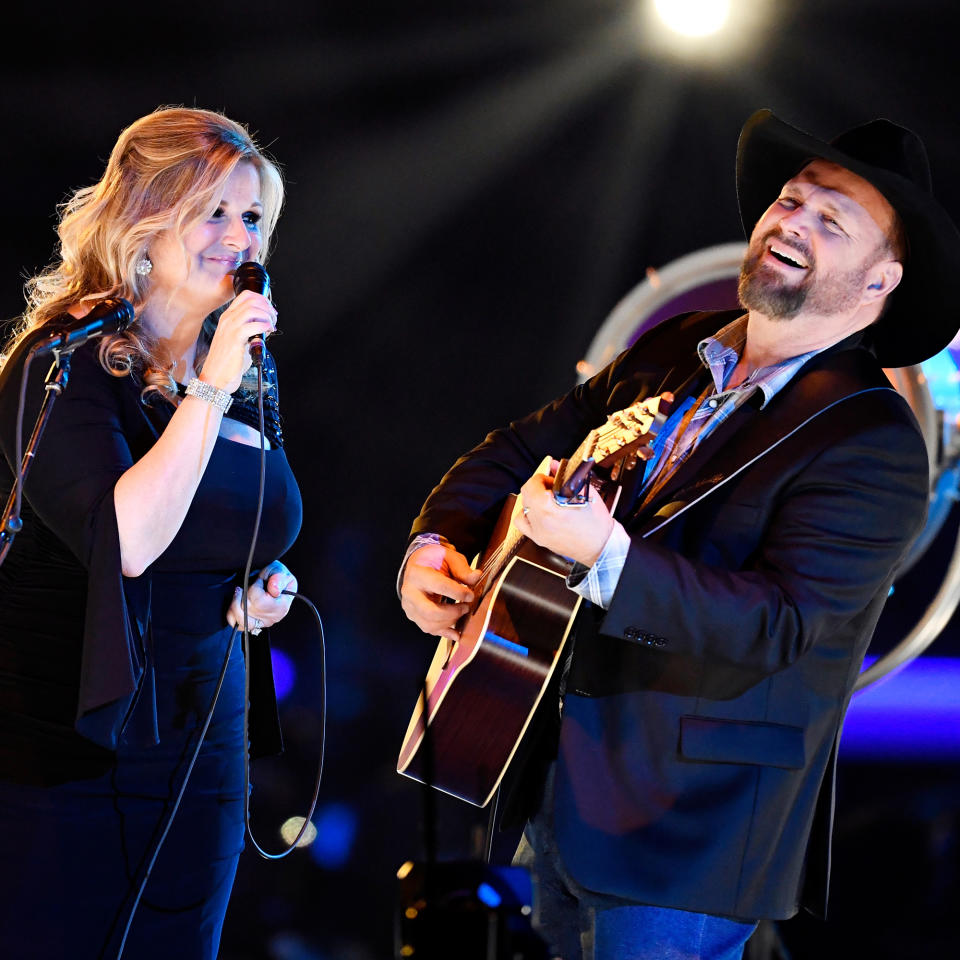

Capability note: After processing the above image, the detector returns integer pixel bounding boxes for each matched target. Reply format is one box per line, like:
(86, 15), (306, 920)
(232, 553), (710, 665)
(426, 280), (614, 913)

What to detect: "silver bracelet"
(185, 377), (233, 413)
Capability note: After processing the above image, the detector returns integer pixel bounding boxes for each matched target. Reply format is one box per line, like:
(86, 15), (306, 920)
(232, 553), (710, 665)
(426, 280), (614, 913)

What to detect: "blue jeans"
(513, 771), (756, 960)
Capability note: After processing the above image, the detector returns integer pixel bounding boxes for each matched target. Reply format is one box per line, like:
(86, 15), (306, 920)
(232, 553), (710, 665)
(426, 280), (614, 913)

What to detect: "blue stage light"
(307, 804), (358, 869)
(843, 657), (960, 760)
(271, 647), (295, 701)
(476, 882), (502, 909)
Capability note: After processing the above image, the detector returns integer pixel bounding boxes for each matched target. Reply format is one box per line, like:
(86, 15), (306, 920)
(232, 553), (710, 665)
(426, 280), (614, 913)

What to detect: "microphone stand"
(0, 351), (72, 567)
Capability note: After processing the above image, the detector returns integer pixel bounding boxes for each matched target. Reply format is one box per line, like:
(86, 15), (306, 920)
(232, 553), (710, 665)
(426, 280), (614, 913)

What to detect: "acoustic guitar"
(397, 393), (674, 806)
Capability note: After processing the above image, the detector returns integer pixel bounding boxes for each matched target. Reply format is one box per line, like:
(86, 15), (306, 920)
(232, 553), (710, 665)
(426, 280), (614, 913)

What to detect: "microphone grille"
(86, 297), (135, 333)
(233, 261), (270, 297)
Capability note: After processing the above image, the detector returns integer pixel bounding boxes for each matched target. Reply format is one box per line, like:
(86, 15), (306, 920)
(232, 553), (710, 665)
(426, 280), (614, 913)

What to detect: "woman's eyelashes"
(209, 207), (261, 226)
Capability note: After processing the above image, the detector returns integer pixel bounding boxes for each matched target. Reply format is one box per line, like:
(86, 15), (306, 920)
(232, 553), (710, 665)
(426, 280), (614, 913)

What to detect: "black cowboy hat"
(736, 108), (960, 367)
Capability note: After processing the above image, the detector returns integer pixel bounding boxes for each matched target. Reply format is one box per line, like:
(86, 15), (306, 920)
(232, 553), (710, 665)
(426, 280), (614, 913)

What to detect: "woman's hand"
(200, 289), (277, 393)
(226, 560), (298, 634)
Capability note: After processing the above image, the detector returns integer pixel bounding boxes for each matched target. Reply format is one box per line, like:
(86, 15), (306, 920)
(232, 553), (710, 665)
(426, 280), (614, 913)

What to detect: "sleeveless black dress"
(0, 339), (302, 959)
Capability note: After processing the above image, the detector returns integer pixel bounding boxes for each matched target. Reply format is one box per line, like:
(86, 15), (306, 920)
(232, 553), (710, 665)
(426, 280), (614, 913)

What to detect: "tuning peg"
(637, 443), (656, 461)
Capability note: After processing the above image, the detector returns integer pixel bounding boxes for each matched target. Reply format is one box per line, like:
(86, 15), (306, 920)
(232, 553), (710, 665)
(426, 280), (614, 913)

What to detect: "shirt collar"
(697, 314), (823, 409)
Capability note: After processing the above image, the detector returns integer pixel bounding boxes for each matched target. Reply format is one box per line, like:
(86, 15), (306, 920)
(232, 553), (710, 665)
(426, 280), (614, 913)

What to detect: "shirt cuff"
(396, 532), (450, 598)
(566, 521), (630, 609)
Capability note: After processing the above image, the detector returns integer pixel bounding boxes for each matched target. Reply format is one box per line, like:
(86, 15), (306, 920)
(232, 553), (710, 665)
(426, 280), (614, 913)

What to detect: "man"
(398, 110), (960, 959)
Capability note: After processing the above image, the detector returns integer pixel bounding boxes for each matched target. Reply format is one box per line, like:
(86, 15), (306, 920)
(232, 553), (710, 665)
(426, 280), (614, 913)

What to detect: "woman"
(0, 107), (302, 959)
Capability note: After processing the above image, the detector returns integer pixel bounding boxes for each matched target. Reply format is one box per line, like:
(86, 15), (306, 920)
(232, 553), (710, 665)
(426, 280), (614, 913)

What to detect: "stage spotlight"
(633, 0), (772, 63)
(654, 0), (730, 37)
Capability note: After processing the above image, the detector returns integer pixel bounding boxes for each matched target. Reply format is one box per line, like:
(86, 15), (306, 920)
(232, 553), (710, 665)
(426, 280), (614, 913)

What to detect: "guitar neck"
(475, 393), (673, 595)
(553, 430), (600, 502)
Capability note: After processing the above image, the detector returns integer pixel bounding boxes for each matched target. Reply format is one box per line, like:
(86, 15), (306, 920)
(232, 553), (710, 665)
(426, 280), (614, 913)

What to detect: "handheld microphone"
(32, 298), (135, 357)
(232, 261), (270, 367)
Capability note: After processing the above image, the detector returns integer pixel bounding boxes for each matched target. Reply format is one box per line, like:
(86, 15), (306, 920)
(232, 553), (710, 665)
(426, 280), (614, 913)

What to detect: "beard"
(738, 229), (869, 320)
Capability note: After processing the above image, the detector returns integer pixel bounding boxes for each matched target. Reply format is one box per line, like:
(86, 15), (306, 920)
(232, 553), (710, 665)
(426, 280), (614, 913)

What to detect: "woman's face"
(146, 161), (264, 320)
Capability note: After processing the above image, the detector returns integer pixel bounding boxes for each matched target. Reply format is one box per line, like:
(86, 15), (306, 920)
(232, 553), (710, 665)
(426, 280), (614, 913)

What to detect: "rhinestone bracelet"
(185, 377), (233, 413)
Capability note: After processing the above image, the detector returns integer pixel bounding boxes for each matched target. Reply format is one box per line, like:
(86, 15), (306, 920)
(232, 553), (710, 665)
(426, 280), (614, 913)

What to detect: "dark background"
(2, 2), (959, 957)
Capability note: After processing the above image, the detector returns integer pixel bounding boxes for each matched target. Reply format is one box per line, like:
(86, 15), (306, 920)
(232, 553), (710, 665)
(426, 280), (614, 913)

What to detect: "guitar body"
(397, 493), (581, 807)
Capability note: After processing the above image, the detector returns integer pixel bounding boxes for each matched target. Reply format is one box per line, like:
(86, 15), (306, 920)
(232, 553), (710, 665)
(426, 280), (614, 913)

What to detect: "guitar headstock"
(590, 392), (674, 468)
(554, 392), (674, 501)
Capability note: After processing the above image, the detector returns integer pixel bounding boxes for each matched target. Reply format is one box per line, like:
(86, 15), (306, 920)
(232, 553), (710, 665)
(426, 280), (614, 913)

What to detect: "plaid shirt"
(569, 315), (821, 608)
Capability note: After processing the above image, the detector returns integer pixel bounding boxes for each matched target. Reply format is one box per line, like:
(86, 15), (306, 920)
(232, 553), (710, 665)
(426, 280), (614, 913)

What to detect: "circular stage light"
(279, 816), (317, 848)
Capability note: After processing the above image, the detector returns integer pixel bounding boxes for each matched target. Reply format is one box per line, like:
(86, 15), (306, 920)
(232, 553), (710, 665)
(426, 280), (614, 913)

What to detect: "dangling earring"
(136, 255), (153, 277)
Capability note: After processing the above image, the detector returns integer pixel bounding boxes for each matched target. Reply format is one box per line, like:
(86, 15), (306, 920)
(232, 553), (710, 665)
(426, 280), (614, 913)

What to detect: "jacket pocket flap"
(680, 716), (805, 769)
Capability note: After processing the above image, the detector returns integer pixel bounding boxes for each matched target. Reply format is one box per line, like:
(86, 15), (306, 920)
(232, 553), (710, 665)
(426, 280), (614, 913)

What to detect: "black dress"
(0, 338), (302, 959)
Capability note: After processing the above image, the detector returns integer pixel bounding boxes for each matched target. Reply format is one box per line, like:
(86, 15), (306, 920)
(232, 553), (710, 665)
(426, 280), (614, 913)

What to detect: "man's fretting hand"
(513, 460), (615, 568)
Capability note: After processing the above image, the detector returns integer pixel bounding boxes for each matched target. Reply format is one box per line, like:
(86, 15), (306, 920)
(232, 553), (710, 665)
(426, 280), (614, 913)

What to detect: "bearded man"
(397, 109), (960, 960)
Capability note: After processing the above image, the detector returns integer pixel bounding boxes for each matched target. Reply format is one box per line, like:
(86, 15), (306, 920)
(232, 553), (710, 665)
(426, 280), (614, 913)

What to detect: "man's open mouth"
(768, 244), (809, 269)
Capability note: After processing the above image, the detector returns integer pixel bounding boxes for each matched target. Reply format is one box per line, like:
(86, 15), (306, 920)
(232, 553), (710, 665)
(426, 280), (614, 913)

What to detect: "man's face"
(739, 159), (899, 320)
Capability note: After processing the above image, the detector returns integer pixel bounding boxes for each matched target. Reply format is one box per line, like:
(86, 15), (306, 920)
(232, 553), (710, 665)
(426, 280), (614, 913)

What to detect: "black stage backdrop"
(2, 3), (959, 957)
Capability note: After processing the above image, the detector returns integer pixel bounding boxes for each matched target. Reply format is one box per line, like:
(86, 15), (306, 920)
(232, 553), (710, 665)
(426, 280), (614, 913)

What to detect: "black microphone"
(232, 261), (270, 367)
(32, 298), (135, 357)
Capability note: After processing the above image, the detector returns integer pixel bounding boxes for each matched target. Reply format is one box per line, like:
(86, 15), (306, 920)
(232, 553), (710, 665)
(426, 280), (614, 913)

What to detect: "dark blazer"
(410, 310), (929, 921)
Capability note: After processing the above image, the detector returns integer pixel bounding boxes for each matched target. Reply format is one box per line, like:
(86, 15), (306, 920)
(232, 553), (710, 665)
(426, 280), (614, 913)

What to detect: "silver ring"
(249, 617), (264, 635)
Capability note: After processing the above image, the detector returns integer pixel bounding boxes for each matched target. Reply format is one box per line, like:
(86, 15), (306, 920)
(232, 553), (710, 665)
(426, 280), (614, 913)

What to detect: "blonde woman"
(0, 108), (302, 958)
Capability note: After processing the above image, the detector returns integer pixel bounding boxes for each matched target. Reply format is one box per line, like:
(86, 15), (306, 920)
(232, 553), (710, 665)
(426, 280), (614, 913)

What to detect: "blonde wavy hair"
(2, 106), (284, 401)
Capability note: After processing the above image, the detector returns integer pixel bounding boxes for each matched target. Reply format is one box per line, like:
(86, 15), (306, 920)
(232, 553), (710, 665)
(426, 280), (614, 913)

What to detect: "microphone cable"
(113, 359), (327, 957)
(112, 625), (239, 959)
(2, 306), (326, 955)
(0, 331), (230, 958)
(240, 360), (326, 858)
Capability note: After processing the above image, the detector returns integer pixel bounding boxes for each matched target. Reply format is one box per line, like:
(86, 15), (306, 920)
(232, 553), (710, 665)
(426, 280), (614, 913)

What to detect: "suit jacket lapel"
(610, 340), (713, 521)
(627, 341), (893, 532)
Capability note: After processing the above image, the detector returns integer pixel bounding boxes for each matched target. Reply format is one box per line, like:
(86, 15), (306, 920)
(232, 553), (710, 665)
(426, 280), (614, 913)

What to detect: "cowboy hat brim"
(736, 109), (960, 367)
